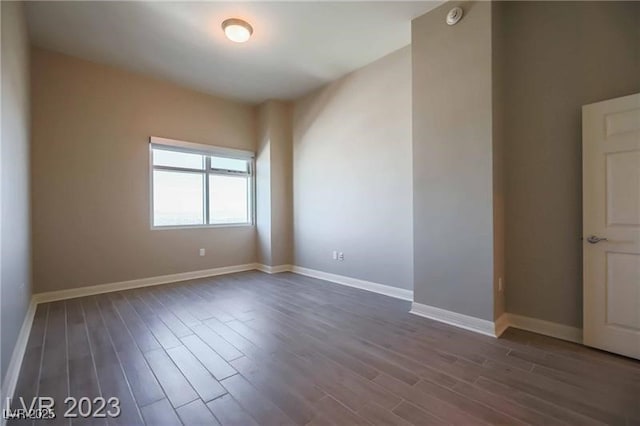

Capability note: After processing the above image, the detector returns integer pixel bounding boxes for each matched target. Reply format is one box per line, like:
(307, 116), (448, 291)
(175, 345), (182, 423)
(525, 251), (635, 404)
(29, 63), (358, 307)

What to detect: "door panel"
(606, 252), (640, 329)
(606, 151), (640, 226)
(583, 92), (640, 360)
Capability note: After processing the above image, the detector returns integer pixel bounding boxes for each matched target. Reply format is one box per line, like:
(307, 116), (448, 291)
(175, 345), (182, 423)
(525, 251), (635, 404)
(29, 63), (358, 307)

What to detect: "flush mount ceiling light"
(222, 18), (253, 43)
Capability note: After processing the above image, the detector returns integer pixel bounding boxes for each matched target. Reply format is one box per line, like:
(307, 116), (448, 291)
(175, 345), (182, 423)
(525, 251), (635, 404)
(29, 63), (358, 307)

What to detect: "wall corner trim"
(290, 266), (414, 301)
(410, 302), (500, 337)
(494, 313), (510, 337)
(505, 313), (583, 344)
(1, 300), (37, 416)
(256, 264), (293, 274)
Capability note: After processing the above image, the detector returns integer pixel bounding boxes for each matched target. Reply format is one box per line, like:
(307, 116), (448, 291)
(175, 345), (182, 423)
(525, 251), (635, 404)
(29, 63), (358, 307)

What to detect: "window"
(150, 137), (254, 228)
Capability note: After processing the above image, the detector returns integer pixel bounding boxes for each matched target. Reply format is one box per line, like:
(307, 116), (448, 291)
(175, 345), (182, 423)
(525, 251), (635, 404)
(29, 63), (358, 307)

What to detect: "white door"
(583, 93), (640, 360)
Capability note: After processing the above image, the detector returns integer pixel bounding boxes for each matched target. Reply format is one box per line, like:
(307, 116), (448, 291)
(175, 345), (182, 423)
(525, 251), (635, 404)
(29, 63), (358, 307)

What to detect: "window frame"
(149, 137), (255, 230)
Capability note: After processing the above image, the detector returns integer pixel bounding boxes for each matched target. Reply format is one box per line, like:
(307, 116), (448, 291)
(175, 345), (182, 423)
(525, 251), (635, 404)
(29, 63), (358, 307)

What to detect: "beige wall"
(256, 106), (273, 266)
(293, 46), (413, 290)
(267, 102), (293, 266)
(412, 2), (497, 320)
(31, 48), (257, 293)
(501, 1), (640, 327)
(492, 2), (506, 319)
(1, 1), (31, 384)
(256, 100), (293, 266)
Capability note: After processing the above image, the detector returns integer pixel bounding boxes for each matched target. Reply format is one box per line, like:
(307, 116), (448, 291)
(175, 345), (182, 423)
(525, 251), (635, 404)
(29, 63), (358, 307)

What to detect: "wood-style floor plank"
(37, 301), (68, 425)
(314, 395), (371, 425)
(107, 292), (161, 353)
(180, 334), (237, 380)
(143, 348), (198, 409)
(80, 297), (143, 426)
(176, 399), (221, 426)
(357, 402), (413, 426)
(206, 394), (258, 426)
(229, 356), (318, 425)
(165, 346), (227, 403)
(219, 374), (295, 426)
(9, 271), (640, 426)
(66, 299), (105, 426)
(122, 291), (182, 350)
(139, 398), (182, 426)
(134, 289), (192, 338)
(392, 401), (447, 426)
(94, 295), (165, 408)
(189, 324), (243, 362)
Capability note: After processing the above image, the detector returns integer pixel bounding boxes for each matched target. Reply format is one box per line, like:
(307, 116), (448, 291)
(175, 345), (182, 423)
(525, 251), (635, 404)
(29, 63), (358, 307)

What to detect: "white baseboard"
(505, 313), (583, 344)
(410, 302), (500, 337)
(32, 263), (258, 304)
(408, 305), (582, 342)
(290, 266), (413, 301)
(1, 300), (37, 415)
(255, 264), (292, 274)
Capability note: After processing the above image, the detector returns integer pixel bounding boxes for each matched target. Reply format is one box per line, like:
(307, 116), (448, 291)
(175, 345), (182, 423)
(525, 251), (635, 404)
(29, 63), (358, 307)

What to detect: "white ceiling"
(26, 1), (440, 104)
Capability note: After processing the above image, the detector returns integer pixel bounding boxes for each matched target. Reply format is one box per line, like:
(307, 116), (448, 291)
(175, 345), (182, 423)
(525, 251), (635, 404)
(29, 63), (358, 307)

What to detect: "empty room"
(1, 0), (639, 424)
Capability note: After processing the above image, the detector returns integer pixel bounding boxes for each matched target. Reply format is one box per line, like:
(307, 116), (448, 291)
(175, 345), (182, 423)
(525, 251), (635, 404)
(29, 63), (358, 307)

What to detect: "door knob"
(586, 235), (608, 244)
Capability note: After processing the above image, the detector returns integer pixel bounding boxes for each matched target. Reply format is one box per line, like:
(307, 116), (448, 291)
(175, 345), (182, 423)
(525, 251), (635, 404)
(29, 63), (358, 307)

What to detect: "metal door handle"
(586, 235), (608, 244)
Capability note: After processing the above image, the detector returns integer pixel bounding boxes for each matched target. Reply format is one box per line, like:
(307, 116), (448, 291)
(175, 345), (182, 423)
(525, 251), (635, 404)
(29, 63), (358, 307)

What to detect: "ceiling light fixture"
(222, 18), (253, 43)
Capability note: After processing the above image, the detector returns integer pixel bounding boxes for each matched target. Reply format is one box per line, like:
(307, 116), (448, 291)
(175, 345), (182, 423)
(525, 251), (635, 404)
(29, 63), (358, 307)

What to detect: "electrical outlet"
(332, 251), (338, 260)
(338, 252), (345, 261)
(498, 277), (504, 292)
(199, 248), (206, 257)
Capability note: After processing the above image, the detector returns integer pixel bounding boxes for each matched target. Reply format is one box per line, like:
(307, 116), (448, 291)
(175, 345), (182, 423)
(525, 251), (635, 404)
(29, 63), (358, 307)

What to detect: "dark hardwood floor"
(9, 271), (640, 425)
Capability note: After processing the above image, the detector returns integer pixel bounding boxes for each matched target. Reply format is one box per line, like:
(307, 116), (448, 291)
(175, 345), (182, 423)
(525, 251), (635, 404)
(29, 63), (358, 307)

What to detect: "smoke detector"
(446, 7), (463, 26)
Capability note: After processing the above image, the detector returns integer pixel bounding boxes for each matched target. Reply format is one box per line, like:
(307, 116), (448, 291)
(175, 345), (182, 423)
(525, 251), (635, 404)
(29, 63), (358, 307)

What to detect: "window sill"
(150, 223), (254, 231)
